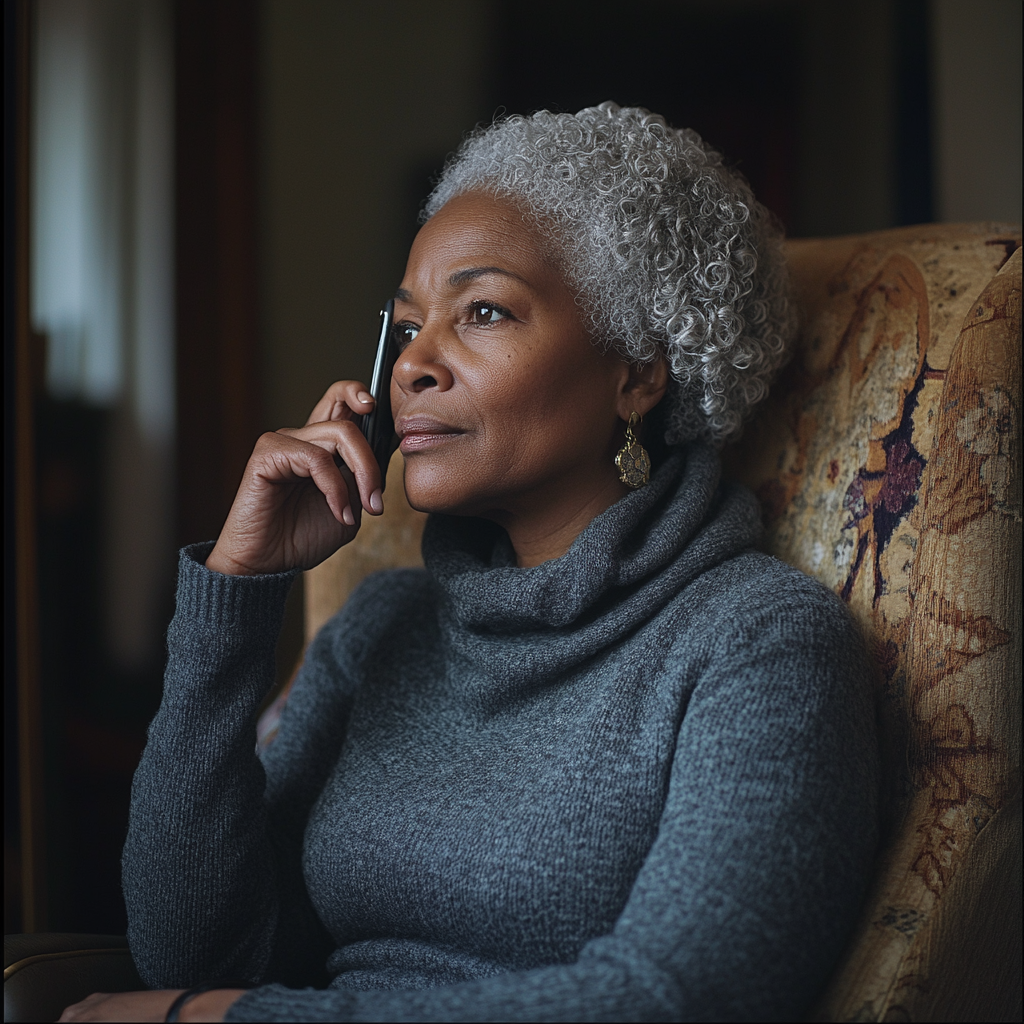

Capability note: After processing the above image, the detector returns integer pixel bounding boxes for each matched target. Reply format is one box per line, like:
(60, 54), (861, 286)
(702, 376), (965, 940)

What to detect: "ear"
(615, 356), (669, 422)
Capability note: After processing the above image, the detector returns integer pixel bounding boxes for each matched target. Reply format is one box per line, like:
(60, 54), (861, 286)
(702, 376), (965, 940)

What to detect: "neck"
(485, 468), (629, 568)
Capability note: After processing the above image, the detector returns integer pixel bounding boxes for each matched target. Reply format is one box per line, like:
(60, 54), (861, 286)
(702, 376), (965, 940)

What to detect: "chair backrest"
(301, 223), (1022, 1022)
(723, 223), (1021, 1022)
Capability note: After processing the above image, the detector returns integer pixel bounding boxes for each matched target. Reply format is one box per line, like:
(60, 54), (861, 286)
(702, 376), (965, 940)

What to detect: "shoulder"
(696, 549), (861, 647)
(673, 550), (875, 715)
(671, 551), (879, 793)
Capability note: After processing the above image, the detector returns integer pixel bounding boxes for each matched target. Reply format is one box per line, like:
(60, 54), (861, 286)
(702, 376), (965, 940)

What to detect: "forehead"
(405, 191), (553, 279)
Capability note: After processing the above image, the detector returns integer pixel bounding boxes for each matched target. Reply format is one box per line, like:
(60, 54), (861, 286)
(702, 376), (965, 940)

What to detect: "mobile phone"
(357, 299), (399, 490)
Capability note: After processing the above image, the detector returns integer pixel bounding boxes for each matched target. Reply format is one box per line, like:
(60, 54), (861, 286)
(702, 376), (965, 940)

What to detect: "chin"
(401, 455), (487, 516)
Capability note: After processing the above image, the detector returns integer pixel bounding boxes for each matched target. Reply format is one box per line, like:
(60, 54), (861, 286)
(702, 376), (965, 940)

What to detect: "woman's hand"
(57, 987), (245, 1019)
(58, 987), (247, 1022)
(206, 382), (384, 576)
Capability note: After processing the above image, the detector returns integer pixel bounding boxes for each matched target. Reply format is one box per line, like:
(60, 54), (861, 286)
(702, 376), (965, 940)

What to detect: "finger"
(335, 461), (362, 527)
(58, 992), (107, 1021)
(305, 380), (374, 427)
(280, 420), (383, 515)
(257, 434), (355, 524)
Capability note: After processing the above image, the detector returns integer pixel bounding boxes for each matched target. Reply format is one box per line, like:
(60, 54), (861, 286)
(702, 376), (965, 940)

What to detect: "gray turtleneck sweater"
(124, 444), (879, 1022)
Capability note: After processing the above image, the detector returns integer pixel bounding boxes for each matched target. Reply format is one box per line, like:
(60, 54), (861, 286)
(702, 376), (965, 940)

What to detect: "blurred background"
(5, 0), (1021, 936)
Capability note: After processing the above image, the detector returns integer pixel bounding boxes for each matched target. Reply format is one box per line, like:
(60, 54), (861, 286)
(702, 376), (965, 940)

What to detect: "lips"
(395, 415), (465, 453)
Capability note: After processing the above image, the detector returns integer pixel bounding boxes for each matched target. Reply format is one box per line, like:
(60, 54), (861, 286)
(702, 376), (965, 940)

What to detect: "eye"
(394, 321), (420, 349)
(470, 301), (512, 326)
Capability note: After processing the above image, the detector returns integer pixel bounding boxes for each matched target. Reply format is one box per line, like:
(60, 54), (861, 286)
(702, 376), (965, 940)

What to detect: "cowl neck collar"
(421, 443), (763, 681)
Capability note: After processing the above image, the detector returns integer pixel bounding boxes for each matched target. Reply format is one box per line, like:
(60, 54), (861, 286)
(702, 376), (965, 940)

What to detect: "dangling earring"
(615, 411), (651, 489)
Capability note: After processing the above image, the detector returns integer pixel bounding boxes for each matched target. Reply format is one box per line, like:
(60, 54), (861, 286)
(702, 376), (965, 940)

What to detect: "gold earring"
(615, 411), (651, 489)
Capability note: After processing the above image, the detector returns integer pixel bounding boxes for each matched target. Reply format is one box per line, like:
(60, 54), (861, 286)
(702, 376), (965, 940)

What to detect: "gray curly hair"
(422, 102), (794, 446)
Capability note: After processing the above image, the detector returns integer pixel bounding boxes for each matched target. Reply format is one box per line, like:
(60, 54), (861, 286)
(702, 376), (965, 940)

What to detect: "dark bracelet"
(165, 979), (253, 1022)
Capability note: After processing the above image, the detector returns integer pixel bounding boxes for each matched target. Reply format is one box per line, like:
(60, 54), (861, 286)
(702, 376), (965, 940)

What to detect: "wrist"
(177, 987), (248, 1022)
(205, 544), (261, 576)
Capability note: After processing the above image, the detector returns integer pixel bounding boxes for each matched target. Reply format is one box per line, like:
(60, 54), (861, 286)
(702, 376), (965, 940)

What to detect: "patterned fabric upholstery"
(723, 224), (1021, 1021)
(295, 223), (1022, 1022)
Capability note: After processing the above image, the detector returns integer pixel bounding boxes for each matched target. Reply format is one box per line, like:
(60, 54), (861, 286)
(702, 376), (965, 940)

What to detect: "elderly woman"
(63, 103), (878, 1023)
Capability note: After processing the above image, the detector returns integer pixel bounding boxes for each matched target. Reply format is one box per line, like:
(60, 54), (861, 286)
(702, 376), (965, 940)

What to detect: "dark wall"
(487, 0), (932, 237)
(176, 0), (263, 551)
(489, 0), (802, 230)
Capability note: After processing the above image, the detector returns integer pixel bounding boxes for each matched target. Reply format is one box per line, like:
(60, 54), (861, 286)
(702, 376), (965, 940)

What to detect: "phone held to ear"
(357, 299), (399, 491)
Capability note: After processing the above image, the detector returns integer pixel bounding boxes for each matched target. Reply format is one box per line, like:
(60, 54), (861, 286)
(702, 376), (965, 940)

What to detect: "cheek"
(472, 345), (617, 467)
(469, 345), (556, 423)
(401, 339), (619, 513)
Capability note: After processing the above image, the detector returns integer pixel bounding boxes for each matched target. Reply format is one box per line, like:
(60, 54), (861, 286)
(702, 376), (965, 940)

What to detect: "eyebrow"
(394, 266), (529, 304)
(448, 266), (529, 288)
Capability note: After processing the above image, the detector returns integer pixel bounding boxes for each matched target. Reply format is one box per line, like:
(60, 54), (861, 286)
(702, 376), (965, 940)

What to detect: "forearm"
(226, 953), (678, 1023)
(124, 544), (298, 987)
(179, 988), (250, 1022)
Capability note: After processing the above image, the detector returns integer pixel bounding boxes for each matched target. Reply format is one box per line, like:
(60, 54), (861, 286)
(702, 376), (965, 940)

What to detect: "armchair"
(4, 933), (142, 1022)
(7, 223), (1020, 1023)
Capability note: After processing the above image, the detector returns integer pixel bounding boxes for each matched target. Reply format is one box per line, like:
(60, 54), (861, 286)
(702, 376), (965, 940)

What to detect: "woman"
(63, 103), (878, 1023)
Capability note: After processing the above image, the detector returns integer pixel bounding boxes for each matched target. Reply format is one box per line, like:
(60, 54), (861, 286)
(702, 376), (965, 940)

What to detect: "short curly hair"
(422, 102), (794, 446)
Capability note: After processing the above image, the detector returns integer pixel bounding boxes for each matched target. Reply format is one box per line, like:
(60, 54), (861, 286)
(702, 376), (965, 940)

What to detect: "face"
(392, 190), (644, 523)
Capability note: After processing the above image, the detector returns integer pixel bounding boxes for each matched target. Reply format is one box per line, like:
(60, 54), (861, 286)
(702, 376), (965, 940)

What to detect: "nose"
(392, 325), (455, 395)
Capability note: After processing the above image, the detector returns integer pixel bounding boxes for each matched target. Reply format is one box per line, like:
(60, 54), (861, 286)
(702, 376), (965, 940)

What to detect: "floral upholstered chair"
(728, 225), (1021, 1022)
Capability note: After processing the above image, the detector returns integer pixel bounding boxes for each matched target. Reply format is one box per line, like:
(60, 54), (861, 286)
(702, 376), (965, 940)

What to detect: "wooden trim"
(174, 0), (262, 549)
(13, 0), (46, 934)
(3, 948), (132, 983)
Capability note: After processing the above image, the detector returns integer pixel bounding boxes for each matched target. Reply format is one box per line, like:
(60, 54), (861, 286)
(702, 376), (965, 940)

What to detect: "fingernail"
(369, 489), (383, 514)
(342, 505), (355, 526)
(357, 391), (373, 405)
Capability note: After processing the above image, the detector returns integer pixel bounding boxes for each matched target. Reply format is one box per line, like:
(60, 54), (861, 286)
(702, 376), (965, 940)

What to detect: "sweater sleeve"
(224, 571), (880, 1022)
(124, 543), (342, 989)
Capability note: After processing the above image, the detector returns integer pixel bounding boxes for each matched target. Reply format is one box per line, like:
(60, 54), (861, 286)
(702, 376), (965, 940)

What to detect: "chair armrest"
(4, 933), (144, 1023)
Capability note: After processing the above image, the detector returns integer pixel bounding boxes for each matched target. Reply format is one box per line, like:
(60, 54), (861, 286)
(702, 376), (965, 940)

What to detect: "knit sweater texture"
(124, 443), (879, 1022)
